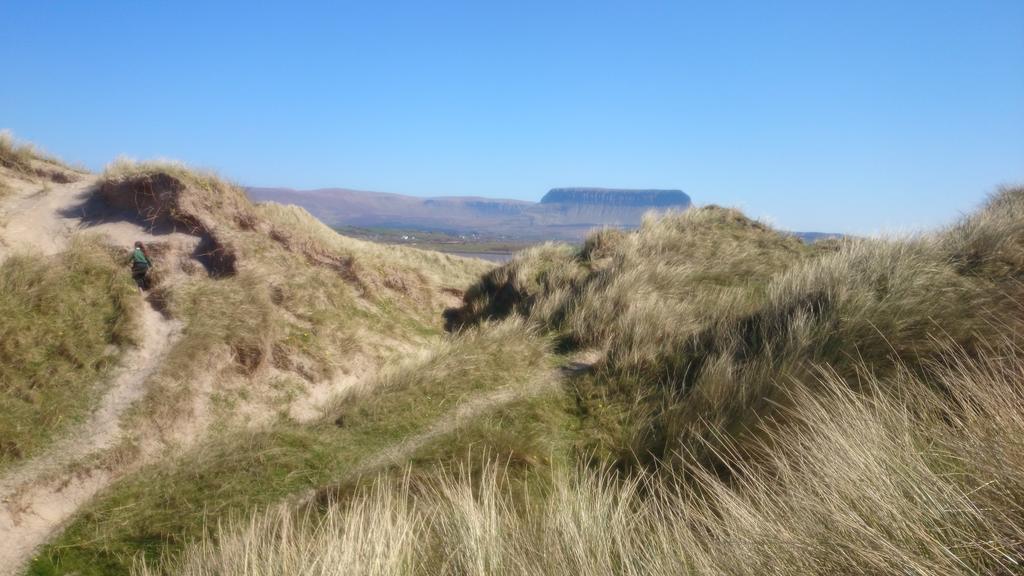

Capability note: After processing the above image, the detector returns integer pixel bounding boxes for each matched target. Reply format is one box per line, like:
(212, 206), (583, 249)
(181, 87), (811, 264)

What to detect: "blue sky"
(2, 1), (1021, 234)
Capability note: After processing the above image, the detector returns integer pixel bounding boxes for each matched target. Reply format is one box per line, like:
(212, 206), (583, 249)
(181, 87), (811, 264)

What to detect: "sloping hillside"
(0, 136), (491, 575)
(105, 186), (1024, 575)
(451, 197), (1024, 470)
(6, 133), (1024, 575)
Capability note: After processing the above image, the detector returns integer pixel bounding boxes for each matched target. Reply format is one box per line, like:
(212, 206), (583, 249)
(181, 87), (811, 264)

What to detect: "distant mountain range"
(247, 186), (693, 240)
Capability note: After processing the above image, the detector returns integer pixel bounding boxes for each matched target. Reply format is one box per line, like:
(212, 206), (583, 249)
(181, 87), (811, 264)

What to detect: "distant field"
(334, 225), (539, 261)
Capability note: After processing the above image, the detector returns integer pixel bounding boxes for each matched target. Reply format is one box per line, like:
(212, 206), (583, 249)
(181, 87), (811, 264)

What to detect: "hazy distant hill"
(247, 186), (692, 239)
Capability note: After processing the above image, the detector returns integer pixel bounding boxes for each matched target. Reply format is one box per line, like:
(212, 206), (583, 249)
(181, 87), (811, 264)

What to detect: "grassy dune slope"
(128, 187), (1024, 575)
(90, 160), (490, 438)
(31, 320), (562, 575)
(23, 160), (497, 574)
(0, 136), (143, 472)
(15, 143), (1024, 575)
(456, 196), (1024, 470)
(141, 343), (1024, 576)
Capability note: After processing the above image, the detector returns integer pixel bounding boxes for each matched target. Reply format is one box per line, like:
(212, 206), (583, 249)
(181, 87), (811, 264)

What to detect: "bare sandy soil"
(0, 174), (194, 261)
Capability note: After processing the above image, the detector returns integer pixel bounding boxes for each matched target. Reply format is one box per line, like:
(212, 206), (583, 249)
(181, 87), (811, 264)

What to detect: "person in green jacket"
(130, 241), (153, 291)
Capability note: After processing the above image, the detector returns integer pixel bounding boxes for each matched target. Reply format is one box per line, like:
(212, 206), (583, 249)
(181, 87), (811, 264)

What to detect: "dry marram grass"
(139, 342), (1024, 575)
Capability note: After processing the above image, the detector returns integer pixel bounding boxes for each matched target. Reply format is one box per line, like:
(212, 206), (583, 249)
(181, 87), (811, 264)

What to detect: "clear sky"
(2, 1), (1021, 234)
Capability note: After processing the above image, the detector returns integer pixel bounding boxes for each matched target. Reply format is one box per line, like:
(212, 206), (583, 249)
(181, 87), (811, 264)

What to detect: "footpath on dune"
(0, 174), (194, 260)
(0, 177), (95, 257)
(351, 373), (558, 478)
(0, 177), (184, 575)
(0, 161), (494, 575)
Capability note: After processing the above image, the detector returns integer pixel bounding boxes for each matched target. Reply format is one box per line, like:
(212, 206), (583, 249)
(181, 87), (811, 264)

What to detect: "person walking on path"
(130, 241), (153, 291)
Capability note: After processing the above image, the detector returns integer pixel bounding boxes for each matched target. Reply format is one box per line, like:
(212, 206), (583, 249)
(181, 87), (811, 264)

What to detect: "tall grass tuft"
(0, 130), (45, 175)
(0, 129), (81, 183)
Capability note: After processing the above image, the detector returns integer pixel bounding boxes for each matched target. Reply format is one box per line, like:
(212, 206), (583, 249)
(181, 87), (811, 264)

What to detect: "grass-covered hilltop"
(3, 133), (1024, 575)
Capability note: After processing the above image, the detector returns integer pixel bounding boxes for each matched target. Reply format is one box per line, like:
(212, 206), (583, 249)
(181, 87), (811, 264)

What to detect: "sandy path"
(0, 177), (96, 258)
(0, 174), (194, 261)
(0, 178), (185, 575)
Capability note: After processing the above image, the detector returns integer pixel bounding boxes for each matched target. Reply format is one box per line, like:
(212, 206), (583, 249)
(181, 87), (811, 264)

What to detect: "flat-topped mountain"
(248, 186), (692, 240)
(542, 187), (690, 207)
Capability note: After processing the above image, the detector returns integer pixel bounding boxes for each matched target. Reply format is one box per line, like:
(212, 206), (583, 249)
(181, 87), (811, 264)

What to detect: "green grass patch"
(0, 236), (139, 468)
